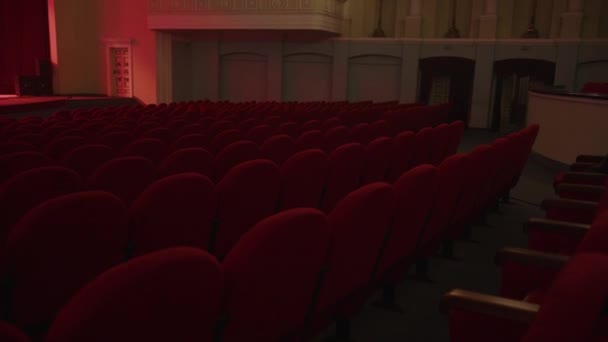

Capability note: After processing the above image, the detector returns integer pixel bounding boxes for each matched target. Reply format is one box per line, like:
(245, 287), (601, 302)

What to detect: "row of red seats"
(0, 124), (536, 341)
(582, 82), (608, 95)
(441, 152), (608, 341)
(0, 121), (463, 257)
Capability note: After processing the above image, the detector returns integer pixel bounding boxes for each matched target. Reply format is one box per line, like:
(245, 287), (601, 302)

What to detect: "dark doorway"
(418, 57), (475, 125)
(491, 59), (555, 131)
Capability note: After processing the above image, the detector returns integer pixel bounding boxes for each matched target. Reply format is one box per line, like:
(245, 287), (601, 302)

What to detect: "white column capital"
(409, 0), (421, 16)
(567, 0), (583, 12)
(483, 0), (496, 15)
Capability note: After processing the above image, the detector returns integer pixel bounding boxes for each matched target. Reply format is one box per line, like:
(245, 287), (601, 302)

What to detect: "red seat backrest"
(158, 147), (215, 179)
(296, 130), (323, 150)
(246, 125), (274, 145)
(45, 247), (223, 342)
(322, 143), (366, 213)
(363, 137), (395, 184)
(388, 131), (415, 182)
(5, 191), (128, 333)
(213, 160), (281, 259)
(260, 134), (298, 165)
(171, 133), (209, 151)
(87, 157), (157, 205)
(211, 129), (242, 153)
(323, 126), (350, 152)
(214, 140), (262, 181)
(130, 173), (217, 256)
(279, 149), (329, 210)
(120, 138), (167, 164)
(0, 152), (52, 185)
(314, 183), (395, 321)
(221, 209), (330, 341)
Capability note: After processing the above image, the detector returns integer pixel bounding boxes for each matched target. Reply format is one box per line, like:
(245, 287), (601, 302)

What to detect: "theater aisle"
(312, 128), (567, 342)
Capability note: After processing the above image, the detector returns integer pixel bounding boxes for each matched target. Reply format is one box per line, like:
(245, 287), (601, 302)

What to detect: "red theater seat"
(171, 133), (209, 151)
(158, 147), (215, 178)
(96, 131), (132, 151)
(388, 131), (415, 182)
(0, 152), (52, 184)
(130, 173), (217, 256)
(311, 183), (395, 336)
(260, 134), (298, 165)
(322, 143), (366, 213)
(220, 209), (330, 341)
(0, 166), (82, 247)
(0, 322), (28, 342)
(45, 248), (223, 342)
(211, 129), (242, 152)
(246, 125), (274, 145)
(296, 130), (323, 150)
(212, 160), (280, 259)
(120, 138), (167, 164)
(87, 157), (157, 205)
(279, 149), (328, 210)
(363, 137), (394, 184)
(323, 126), (350, 152)
(0, 141), (36, 156)
(214, 140), (262, 180)
(4, 191), (128, 336)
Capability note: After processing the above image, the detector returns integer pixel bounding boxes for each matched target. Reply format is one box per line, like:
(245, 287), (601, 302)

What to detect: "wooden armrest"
(440, 289), (539, 323)
(523, 217), (590, 236)
(556, 183), (606, 194)
(576, 155), (604, 163)
(569, 162), (599, 172)
(541, 198), (598, 211)
(562, 172), (607, 183)
(495, 247), (569, 270)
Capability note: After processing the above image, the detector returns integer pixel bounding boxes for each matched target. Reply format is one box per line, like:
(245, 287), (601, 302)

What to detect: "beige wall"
(50, 0), (157, 103)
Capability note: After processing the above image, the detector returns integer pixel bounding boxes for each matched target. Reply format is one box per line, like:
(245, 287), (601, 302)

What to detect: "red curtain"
(0, 0), (50, 94)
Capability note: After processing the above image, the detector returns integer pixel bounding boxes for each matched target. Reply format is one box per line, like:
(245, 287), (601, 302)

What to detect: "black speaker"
(15, 76), (53, 96)
(36, 59), (53, 78)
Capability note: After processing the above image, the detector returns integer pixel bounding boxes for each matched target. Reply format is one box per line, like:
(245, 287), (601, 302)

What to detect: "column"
(560, 0), (584, 39)
(331, 40), (348, 101)
(469, 44), (495, 128)
(478, 0), (497, 38)
(155, 31), (173, 104)
(404, 0), (422, 38)
(400, 42), (420, 103)
(554, 42), (580, 91)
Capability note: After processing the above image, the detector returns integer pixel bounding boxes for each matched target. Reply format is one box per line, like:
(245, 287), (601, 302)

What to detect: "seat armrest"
(495, 247), (569, 270)
(440, 289), (539, 323)
(576, 155), (604, 163)
(523, 217), (590, 236)
(555, 183), (605, 195)
(541, 198), (598, 211)
(569, 162), (598, 172)
(561, 172), (606, 184)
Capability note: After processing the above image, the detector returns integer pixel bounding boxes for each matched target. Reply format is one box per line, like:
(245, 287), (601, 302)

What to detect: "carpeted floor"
(312, 128), (568, 342)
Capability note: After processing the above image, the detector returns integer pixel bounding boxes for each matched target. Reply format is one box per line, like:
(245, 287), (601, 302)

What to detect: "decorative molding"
(148, 0), (346, 32)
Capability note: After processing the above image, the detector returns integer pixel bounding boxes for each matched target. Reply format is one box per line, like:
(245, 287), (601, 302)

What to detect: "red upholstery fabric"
(130, 173), (217, 256)
(445, 121), (465, 158)
(279, 149), (328, 210)
(449, 309), (529, 342)
(211, 129), (241, 152)
(522, 253), (608, 342)
(171, 133), (209, 151)
(321, 118), (341, 133)
(158, 147), (215, 179)
(45, 247), (223, 342)
(313, 183), (395, 328)
(0, 142), (36, 157)
(363, 137), (394, 184)
(0, 167), (82, 245)
(5, 191), (128, 333)
(296, 130), (324, 150)
(388, 131), (415, 182)
(410, 127), (434, 167)
(350, 123), (373, 144)
(0, 322), (29, 342)
(44, 136), (86, 160)
(213, 160), (280, 259)
(278, 121), (300, 137)
(139, 127), (170, 142)
(221, 208), (330, 341)
(214, 140), (262, 180)
(377, 165), (439, 283)
(301, 120), (321, 132)
(429, 123), (449, 165)
(62, 144), (113, 179)
(418, 154), (468, 257)
(96, 131), (131, 151)
(322, 143), (366, 213)
(87, 157), (157, 205)
(260, 134), (298, 165)
(582, 82), (608, 95)
(246, 125), (274, 145)
(120, 138), (167, 163)
(324, 126), (351, 151)
(0, 152), (52, 185)
(369, 120), (390, 140)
